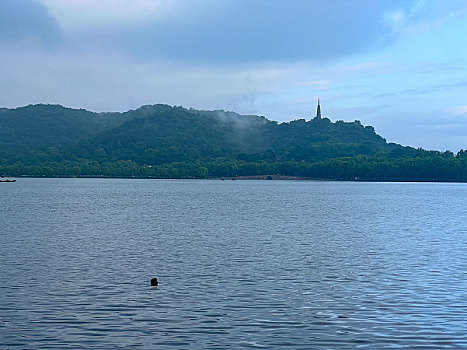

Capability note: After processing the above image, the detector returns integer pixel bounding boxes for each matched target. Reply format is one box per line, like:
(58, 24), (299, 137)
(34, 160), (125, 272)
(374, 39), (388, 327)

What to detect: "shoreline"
(7, 175), (467, 183)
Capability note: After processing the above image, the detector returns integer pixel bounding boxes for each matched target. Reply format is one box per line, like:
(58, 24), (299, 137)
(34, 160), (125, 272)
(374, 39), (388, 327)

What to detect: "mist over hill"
(0, 103), (398, 163)
(1, 104), (466, 181)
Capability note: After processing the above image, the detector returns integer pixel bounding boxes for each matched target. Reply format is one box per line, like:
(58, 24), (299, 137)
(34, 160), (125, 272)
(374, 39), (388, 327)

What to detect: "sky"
(1, 0), (467, 151)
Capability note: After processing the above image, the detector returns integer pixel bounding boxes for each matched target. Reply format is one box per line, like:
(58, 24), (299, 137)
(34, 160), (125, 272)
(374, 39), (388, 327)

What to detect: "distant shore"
(222, 175), (309, 180)
(8, 175), (467, 183)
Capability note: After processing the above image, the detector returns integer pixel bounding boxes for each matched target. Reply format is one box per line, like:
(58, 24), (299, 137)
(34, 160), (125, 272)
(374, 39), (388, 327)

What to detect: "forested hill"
(1, 104), (466, 181)
(0, 103), (399, 163)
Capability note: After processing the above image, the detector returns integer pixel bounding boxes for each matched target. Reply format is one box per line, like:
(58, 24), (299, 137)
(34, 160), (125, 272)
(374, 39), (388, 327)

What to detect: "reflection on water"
(1, 179), (466, 348)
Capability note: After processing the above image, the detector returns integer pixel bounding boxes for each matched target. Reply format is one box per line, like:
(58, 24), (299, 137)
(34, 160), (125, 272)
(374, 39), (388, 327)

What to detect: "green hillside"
(0, 104), (131, 163)
(1, 103), (466, 181)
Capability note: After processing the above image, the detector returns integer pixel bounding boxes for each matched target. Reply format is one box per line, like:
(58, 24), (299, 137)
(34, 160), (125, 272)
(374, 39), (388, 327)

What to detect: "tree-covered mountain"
(0, 103), (398, 163)
(1, 103), (466, 181)
(76, 106), (270, 164)
(0, 104), (132, 163)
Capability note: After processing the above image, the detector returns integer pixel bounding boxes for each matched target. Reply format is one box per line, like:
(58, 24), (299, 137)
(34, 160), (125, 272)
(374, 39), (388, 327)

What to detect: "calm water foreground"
(1, 179), (466, 349)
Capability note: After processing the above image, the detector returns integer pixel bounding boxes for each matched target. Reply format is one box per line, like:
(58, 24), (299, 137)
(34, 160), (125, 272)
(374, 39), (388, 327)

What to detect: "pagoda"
(315, 99), (321, 119)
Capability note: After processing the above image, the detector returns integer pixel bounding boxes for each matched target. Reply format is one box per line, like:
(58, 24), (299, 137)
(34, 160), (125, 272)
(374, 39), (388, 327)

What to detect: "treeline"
(2, 151), (467, 181)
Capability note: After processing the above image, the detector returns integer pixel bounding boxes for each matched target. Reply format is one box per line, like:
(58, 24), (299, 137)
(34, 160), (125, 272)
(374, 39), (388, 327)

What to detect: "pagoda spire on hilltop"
(315, 98), (321, 119)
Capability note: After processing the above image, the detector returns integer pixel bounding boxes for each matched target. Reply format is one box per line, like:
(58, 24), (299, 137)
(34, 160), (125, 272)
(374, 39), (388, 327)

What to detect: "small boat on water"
(0, 178), (16, 182)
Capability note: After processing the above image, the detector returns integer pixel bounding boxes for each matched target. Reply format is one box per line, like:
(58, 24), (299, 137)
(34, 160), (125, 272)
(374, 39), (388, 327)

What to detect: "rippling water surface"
(1, 179), (466, 349)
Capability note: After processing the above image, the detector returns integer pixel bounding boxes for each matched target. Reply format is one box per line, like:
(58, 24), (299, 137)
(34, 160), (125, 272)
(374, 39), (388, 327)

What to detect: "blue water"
(1, 179), (466, 349)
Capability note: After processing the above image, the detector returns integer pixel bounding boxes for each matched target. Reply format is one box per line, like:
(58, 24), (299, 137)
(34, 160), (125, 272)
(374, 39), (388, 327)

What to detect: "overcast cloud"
(1, 0), (467, 151)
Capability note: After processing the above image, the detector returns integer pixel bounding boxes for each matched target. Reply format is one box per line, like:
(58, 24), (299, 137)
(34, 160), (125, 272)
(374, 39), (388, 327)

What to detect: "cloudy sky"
(1, 0), (467, 151)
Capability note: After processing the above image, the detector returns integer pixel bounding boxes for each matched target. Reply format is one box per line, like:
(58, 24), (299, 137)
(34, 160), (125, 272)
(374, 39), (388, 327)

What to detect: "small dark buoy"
(151, 278), (158, 286)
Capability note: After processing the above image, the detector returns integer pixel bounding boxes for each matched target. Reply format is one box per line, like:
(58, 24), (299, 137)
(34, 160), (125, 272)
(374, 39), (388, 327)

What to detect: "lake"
(1, 179), (466, 349)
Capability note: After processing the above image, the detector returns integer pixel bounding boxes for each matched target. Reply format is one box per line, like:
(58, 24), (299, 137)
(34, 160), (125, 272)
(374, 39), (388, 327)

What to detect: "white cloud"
(384, 0), (467, 36)
(0, 42), (302, 115)
(294, 80), (330, 91)
(447, 106), (467, 116)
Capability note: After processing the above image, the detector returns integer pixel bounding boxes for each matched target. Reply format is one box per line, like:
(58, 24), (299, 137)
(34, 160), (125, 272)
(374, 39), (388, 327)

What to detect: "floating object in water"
(151, 278), (158, 286)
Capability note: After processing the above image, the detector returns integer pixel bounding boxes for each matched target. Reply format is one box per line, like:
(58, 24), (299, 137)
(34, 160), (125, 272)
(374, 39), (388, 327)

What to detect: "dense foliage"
(1, 104), (466, 181)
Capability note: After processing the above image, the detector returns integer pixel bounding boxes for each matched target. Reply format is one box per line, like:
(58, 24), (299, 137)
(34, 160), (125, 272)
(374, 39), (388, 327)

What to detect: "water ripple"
(1, 179), (467, 349)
